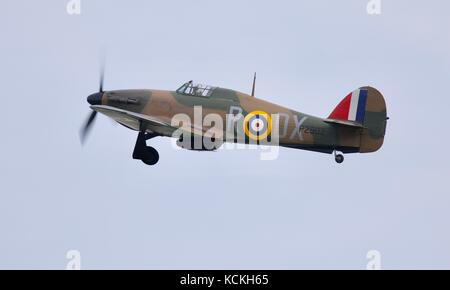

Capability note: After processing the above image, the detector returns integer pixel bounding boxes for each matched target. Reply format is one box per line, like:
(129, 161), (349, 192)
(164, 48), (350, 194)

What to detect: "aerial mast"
(251, 72), (256, 97)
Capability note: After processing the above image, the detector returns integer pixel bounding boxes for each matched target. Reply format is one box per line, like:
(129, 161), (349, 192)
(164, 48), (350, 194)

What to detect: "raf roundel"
(243, 111), (272, 141)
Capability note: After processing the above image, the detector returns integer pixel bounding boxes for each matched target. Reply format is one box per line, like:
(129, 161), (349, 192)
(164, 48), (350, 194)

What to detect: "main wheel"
(335, 154), (344, 164)
(141, 146), (159, 165)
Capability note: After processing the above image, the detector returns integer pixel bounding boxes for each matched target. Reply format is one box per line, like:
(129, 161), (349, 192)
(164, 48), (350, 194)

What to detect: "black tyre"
(335, 154), (344, 164)
(141, 146), (159, 165)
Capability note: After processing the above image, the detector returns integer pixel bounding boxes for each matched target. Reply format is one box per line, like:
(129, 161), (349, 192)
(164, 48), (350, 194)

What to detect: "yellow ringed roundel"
(243, 111), (272, 141)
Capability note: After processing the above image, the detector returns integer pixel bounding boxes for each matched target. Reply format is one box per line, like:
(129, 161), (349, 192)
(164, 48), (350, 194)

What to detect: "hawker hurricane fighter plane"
(80, 71), (388, 165)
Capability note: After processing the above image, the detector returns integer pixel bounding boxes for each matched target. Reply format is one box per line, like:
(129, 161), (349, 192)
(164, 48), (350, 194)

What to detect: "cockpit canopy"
(176, 81), (216, 97)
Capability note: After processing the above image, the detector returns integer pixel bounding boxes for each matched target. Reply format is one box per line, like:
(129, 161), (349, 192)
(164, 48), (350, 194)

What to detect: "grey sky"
(1, 0), (449, 269)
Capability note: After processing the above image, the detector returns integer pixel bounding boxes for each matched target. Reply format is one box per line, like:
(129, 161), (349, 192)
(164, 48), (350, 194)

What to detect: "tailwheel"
(141, 146), (159, 165)
(334, 151), (344, 164)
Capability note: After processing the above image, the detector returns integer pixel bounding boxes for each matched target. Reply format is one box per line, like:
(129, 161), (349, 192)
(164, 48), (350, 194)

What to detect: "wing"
(90, 105), (177, 136)
(90, 105), (219, 138)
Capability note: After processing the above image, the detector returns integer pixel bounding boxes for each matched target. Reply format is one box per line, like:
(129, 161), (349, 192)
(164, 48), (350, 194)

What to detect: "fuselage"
(93, 88), (361, 154)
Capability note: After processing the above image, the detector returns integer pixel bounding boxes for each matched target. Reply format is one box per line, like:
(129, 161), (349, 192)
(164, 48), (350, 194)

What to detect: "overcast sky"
(1, 0), (449, 269)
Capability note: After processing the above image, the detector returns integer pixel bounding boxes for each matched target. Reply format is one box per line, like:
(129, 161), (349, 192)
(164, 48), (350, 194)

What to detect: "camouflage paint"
(95, 84), (387, 155)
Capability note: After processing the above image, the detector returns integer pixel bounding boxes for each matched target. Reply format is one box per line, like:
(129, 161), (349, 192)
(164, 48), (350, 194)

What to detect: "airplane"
(80, 70), (387, 165)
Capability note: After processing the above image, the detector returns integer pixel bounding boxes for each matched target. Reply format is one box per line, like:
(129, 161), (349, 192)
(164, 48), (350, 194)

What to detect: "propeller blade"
(79, 110), (97, 145)
(80, 55), (105, 145)
(99, 61), (105, 93)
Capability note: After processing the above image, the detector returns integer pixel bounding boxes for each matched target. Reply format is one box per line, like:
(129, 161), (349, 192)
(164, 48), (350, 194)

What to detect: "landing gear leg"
(334, 150), (344, 164)
(132, 130), (160, 166)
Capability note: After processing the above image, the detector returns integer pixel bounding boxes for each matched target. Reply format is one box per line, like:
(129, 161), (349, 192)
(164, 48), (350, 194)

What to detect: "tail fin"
(328, 87), (387, 153)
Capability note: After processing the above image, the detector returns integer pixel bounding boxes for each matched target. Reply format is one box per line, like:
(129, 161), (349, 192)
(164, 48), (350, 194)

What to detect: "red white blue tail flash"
(328, 89), (368, 123)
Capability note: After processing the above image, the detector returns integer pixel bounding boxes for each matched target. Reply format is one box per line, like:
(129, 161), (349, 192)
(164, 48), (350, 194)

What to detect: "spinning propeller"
(79, 63), (105, 145)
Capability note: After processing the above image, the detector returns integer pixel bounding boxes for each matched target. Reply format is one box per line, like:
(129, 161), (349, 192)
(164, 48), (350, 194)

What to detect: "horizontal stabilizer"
(323, 118), (365, 128)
